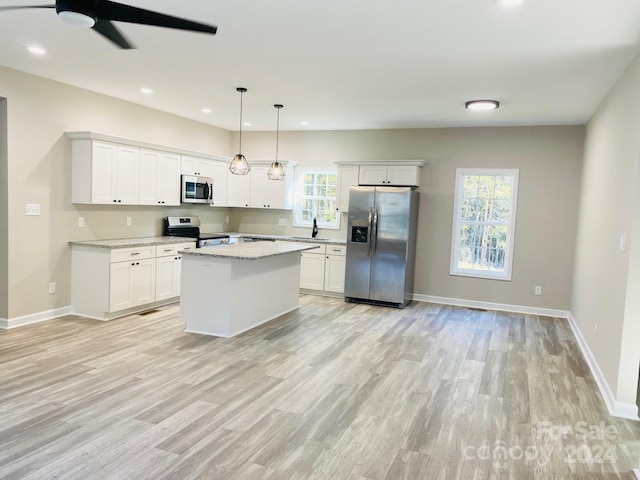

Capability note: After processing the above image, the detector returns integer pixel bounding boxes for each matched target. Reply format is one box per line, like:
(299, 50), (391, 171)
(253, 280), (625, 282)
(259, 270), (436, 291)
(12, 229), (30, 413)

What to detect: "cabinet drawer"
(110, 246), (156, 263)
(301, 243), (326, 255)
(155, 242), (196, 257)
(326, 245), (346, 256)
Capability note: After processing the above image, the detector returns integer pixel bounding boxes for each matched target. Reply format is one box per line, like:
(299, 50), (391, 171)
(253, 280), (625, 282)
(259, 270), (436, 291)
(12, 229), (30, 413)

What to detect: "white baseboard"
(413, 294), (570, 319)
(0, 305), (73, 330)
(566, 312), (639, 422)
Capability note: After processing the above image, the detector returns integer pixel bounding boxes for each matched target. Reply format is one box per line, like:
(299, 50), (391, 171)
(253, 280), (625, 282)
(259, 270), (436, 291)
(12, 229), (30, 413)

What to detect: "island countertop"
(180, 241), (319, 260)
(69, 236), (197, 249)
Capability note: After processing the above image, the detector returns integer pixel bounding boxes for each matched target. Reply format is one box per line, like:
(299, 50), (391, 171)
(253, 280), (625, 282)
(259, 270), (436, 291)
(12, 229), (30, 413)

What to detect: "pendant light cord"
(238, 90), (243, 154)
(275, 106), (280, 163)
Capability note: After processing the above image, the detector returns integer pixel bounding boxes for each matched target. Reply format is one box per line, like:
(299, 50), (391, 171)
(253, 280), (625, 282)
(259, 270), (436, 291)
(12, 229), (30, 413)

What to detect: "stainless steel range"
(163, 216), (229, 248)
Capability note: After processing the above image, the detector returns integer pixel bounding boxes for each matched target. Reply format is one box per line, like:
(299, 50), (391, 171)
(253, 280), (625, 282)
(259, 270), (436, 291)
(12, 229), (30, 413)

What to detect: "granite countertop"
(225, 232), (346, 245)
(181, 241), (320, 260)
(69, 236), (197, 249)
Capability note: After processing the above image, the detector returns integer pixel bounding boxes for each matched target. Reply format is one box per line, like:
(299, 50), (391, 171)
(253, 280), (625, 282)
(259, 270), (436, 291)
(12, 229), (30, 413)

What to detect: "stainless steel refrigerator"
(345, 186), (419, 308)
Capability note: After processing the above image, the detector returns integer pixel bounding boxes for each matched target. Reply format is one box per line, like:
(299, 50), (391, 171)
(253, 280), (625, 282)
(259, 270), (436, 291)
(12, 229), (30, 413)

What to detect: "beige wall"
(572, 52), (640, 408)
(0, 98), (7, 319)
(237, 126), (585, 310)
(1, 66), (232, 319)
(2, 65), (585, 322)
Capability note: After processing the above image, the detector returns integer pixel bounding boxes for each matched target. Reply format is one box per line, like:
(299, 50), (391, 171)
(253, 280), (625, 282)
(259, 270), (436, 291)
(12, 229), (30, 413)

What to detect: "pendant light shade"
(229, 87), (251, 175)
(267, 104), (286, 181)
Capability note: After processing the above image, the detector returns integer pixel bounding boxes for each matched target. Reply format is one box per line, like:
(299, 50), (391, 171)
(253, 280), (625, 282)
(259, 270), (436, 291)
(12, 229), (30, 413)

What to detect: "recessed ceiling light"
(243, 122), (252, 127)
(140, 88), (153, 95)
(496, 0), (523, 6)
(299, 121), (309, 126)
(465, 100), (500, 111)
(201, 108), (212, 114)
(27, 45), (46, 56)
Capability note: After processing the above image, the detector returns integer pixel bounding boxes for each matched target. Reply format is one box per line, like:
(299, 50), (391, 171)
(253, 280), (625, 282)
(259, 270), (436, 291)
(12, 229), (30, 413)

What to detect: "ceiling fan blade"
(92, 19), (134, 49)
(95, 0), (217, 35)
(0, 5), (55, 11)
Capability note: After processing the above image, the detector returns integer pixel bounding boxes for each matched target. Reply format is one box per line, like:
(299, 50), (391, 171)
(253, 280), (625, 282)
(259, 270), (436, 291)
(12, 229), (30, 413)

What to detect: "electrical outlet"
(594, 324), (598, 337)
(278, 218), (288, 226)
(126, 216), (132, 226)
(78, 217), (85, 228)
(620, 234), (626, 253)
(534, 286), (542, 296)
(226, 215), (230, 223)
(26, 203), (41, 216)
(48, 282), (56, 294)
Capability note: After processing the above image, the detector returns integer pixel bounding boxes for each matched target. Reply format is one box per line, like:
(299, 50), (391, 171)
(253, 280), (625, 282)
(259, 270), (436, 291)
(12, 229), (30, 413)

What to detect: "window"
(293, 168), (339, 229)
(450, 168), (519, 280)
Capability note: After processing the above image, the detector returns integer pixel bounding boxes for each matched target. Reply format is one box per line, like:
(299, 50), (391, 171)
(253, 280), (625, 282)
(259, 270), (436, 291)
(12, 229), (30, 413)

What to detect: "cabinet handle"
(163, 249), (172, 252)
(130, 252), (141, 256)
(118, 200), (122, 203)
(136, 262), (139, 265)
(113, 200), (117, 203)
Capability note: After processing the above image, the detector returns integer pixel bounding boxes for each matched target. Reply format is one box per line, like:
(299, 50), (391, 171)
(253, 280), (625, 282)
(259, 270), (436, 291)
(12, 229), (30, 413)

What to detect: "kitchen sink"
(288, 236), (330, 241)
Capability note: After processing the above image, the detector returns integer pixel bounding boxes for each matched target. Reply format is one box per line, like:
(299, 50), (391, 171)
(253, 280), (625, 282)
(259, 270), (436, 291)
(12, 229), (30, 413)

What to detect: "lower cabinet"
(299, 244), (347, 294)
(71, 241), (196, 320)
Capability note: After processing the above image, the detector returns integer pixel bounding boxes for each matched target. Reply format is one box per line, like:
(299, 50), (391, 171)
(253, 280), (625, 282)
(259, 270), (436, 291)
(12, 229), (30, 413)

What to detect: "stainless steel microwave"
(181, 175), (213, 204)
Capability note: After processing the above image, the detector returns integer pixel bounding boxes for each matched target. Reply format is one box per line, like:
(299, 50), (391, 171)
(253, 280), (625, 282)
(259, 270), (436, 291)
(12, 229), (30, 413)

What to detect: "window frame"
(292, 167), (340, 229)
(450, 167), (519, 281)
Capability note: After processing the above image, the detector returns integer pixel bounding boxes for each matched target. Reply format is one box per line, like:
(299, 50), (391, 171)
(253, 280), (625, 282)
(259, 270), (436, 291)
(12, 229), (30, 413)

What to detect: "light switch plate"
(26, 203), (40, 216)
(78, 217), (85, 228)
(278, 218), (288, 226)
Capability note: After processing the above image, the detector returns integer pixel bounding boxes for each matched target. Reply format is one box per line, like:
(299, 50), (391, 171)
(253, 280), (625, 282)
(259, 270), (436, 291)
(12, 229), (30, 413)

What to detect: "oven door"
(181, 175), (213, 204)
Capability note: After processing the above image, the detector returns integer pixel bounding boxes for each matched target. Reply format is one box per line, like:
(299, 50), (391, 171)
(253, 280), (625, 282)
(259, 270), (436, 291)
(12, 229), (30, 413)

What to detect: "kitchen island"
(179, 241), (319, 337)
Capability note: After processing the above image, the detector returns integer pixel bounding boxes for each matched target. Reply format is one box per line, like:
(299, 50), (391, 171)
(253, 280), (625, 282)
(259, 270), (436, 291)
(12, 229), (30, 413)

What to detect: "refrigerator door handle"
(367, 207), (373, 254)
(372, 208), (379, 255)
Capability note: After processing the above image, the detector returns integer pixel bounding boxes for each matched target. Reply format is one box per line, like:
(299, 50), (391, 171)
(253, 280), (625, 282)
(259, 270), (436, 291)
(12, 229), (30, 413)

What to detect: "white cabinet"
(358, 165), (420, 186)
(181, 155), (212, 177)
(109, 257), (156, 312)
(155, 242), (195, 301)
(72, 140), (139, 204)
(227, 161), (295, 209)
(209, 161), (228, 207)
(336, 166), (359, 213)
(300, 244), (327, 290)
(71, 241), (196, 320)
(138, 149), (180, 206)
(324, 245), (347, 293)
(227, 170), (252, 207)
(298, 243), (346, 294)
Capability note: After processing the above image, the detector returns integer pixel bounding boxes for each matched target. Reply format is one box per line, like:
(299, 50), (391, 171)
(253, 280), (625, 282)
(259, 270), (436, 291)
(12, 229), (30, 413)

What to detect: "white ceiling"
(1, 0), (640, 132)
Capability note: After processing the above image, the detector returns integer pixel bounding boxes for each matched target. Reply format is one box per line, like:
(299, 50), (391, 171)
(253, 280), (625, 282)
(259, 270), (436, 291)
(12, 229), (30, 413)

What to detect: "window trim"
(292, 167), (340, 230)
(450, 167), (519, 281)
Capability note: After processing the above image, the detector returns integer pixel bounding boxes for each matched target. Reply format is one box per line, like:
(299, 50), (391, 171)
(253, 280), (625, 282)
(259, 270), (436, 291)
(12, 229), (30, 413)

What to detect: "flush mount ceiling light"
(26, 45), (46, 55)
(267, 104), (286, 181)
(229, 87), (251, 176)
(465, 100), (500, 111)
(201, 107), (212, 114)
(140, 87), (153, 95)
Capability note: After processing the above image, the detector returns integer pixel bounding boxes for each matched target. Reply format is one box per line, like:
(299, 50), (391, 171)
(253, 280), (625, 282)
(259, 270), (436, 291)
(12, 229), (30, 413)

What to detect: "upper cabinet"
(68, 132), (231, 207)
(335, 166), (360, 213)
(358, 165), (421, 186)
(139, 149), (180, 206)
(181, 155), (212, 177)
(72, 139), (139, 205)
(227, 161), (296, 210)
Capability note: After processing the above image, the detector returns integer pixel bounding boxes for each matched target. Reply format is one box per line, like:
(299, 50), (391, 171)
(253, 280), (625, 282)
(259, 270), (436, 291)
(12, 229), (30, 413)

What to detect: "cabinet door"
(155, 255), (179, 301)
(114, 145), (139, 204)
(300, 253), (325, 290)
(133, 258), (156, 306)
(209, 161), (228, 207)
(138, 149), (160, 205)
(336, 166), (359, 213)
(91, 141), (118, 204)
(109, 261), (134, 311)
(358, 166), (387, 185)
(387, 165), (420, 186)
(324, 255), (346, 293)
(227, 170), (251, 207)
(181, 155), (212, 177)
(249, 165), (269, 208)
(157, 152), (181, 205)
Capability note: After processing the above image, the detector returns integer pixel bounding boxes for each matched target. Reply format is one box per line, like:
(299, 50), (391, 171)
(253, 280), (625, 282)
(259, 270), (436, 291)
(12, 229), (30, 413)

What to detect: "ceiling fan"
(0, 0), (218, 49)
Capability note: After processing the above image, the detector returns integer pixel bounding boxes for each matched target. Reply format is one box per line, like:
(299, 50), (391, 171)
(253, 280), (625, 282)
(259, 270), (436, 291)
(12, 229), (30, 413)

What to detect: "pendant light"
(229, 87), (251, 175)
(267, 104), (286, 181)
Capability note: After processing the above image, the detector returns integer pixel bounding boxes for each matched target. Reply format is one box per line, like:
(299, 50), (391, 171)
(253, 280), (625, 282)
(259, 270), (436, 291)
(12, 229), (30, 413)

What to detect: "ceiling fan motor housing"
(56, 0), (97, 24)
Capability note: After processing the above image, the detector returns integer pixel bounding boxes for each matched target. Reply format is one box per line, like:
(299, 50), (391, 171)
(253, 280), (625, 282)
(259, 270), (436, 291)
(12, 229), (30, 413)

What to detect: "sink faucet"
(312, 218), (318, 238)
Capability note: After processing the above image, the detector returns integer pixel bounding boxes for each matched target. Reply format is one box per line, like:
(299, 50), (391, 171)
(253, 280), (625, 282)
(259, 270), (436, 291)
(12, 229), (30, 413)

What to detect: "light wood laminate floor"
(1, 296), (639, 479)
